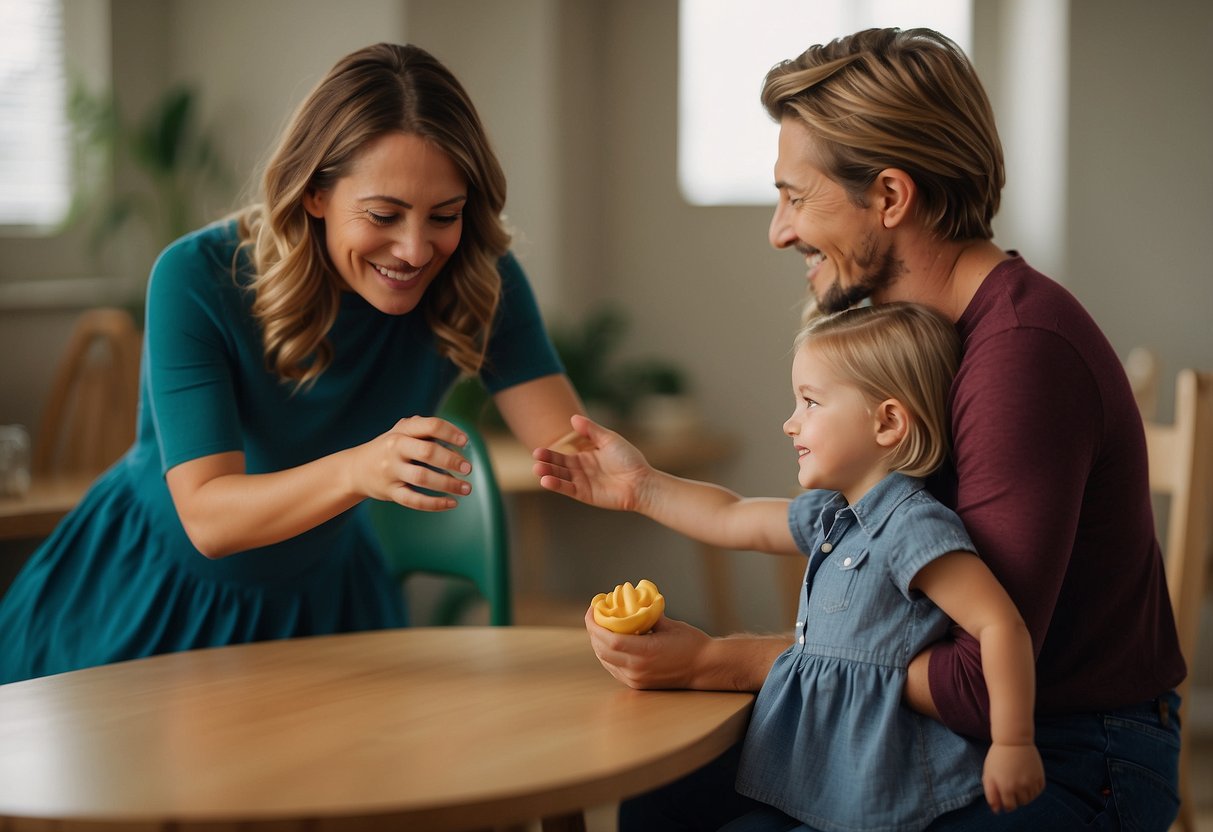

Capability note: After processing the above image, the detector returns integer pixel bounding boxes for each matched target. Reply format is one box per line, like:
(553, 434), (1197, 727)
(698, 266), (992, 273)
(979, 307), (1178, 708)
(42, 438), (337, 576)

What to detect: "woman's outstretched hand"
(352, 416), (472, 511)
(531, 414), (653, 513)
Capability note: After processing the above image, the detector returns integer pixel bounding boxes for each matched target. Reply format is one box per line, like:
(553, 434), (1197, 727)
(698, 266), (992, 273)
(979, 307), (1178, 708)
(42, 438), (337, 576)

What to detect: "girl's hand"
(982, 742), (1045, 813)
(531, 415), (654, 512)
(583, 606), (712, 689)
(351, 416), (472, 511)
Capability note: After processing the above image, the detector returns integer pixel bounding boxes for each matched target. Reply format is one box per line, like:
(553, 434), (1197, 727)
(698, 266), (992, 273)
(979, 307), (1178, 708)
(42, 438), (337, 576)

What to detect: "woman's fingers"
(351, 416), (474, 507)
(391, 415), (468, 448)
(387, 482), (460, 511)
(389, 417), (471, 474)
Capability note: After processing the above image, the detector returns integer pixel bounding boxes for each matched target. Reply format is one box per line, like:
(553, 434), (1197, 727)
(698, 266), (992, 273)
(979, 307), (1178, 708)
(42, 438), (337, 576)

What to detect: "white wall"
(1066, 0), (1213, 418)
(170, 0), (407, 203)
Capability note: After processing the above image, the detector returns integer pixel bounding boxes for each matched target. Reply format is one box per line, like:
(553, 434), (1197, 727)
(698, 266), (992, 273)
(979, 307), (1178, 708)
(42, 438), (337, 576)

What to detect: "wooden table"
(0, 627), (753, 832)
(0, 472), (94, 541)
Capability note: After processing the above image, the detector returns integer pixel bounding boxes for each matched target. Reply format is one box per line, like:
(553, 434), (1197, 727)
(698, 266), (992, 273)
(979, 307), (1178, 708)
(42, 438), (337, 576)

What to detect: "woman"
(585, 28), (1184, 831)
(0, 43), (582, 683)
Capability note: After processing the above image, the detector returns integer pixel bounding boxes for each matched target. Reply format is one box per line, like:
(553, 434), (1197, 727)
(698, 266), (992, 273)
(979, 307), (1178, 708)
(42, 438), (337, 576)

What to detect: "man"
(588, 27), (1184, 831)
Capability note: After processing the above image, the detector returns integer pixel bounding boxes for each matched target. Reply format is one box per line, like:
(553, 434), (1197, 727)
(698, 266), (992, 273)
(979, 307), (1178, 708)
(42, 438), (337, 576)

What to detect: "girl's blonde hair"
(234, 43), (509, 387)
(797, 302), (959, 477)
(762, 27), (1003, 242)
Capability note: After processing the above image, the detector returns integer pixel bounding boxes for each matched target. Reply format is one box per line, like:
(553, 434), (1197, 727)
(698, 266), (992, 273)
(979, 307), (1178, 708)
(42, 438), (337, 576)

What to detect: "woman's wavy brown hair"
(762, 27), (1004, 242)
(796, 302), (960, 478)
(235, 43), (509, 387)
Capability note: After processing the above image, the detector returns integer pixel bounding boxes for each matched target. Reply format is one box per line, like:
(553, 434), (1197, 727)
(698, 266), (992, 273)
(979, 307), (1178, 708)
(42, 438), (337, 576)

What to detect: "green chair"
(366, 415), (512, 626)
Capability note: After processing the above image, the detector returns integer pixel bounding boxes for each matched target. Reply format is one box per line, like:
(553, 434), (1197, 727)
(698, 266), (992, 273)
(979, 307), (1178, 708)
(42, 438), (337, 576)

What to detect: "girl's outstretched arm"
(911, 552), (1045, 813)
(533, 415), (799, 554)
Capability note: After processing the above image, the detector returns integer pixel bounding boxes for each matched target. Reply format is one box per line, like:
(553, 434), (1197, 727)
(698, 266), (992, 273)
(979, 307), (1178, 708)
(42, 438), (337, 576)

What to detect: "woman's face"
(768, 118), (898, 314)
(783, 344), (885, 500)
(304, 132), (468, 316)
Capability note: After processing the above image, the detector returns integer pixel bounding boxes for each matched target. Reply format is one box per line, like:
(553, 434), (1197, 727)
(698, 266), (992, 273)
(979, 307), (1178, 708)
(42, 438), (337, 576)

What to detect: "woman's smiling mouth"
(372, 262), (422, 283)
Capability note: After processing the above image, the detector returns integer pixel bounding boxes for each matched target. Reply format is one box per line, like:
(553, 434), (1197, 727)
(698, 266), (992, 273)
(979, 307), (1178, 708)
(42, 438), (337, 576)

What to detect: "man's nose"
(769, 201), (796, 250)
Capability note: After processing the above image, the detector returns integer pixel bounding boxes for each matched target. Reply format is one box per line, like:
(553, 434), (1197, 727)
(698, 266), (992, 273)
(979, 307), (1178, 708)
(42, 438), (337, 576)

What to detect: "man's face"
(768, 117), (899, 313)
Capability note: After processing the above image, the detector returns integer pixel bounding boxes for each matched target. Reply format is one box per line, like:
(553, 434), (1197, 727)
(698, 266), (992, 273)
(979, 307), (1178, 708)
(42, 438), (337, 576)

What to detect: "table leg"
(698, 542), (743, 634)
(541, 811), (588, 832)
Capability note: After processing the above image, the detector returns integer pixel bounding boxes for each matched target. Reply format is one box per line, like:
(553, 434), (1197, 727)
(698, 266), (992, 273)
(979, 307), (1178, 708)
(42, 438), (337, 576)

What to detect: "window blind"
(0, 0), (70, 228)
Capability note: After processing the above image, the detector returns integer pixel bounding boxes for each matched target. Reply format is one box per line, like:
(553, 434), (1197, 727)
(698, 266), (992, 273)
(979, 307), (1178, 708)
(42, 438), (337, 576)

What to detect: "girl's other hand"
(531, 414), (653, 512)
(982, 742), (1045, 813)
(352, 416), (471, 510)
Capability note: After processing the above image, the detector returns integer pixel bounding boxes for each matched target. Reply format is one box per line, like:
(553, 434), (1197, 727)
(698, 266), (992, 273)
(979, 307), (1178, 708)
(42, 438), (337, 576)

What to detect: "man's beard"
(814, 235), (903, 314)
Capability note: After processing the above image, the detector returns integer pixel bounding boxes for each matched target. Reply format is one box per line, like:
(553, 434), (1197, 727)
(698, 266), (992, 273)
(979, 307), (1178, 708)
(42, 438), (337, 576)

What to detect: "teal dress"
(0, 221), (563, 683)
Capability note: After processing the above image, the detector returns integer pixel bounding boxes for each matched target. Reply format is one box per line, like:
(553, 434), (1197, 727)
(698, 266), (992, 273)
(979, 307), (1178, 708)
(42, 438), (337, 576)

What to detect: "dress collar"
(823, 472), (926, 537)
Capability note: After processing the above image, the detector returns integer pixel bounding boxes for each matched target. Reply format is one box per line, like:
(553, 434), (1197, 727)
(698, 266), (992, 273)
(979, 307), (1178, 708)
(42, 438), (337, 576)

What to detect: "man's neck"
(876, 237), (1008, 323)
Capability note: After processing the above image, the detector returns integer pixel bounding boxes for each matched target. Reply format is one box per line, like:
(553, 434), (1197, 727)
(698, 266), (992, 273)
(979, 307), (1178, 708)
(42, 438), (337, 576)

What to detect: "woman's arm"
(491, 372), (584, 451)
(912, 551), (1044, 812)
(533, 415), (799, 554)
(166, 416), (472, 558)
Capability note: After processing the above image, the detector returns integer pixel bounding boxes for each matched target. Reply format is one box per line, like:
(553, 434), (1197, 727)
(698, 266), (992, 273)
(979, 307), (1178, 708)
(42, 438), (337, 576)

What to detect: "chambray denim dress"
(736, 473), (988, 832)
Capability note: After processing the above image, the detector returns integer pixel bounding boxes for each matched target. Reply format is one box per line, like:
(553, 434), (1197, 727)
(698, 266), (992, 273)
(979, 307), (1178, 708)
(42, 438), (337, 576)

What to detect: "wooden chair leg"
(541, 811), (587, 832)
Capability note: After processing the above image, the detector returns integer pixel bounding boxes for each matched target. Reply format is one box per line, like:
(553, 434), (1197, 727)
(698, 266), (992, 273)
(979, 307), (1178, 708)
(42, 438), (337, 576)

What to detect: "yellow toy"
(591, 579), (665, 634)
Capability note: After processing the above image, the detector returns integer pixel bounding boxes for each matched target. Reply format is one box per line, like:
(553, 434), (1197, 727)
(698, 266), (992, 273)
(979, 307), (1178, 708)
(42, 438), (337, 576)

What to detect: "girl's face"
(303, 132), (468, 316)
(783, 343), (889, 501)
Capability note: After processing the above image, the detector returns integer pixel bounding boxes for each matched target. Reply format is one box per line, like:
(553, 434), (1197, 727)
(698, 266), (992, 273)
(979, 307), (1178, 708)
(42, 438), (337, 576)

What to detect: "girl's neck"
(839, 467), (893, 507)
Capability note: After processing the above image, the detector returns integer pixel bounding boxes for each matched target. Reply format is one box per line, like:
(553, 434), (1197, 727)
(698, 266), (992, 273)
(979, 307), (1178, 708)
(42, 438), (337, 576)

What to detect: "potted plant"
(64, 80), (232, 316)
(618, 358), (699, 438)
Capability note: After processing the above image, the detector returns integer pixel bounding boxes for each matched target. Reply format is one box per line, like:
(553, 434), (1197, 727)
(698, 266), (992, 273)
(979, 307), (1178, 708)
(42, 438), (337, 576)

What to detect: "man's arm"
(925, 330), (1100, 738)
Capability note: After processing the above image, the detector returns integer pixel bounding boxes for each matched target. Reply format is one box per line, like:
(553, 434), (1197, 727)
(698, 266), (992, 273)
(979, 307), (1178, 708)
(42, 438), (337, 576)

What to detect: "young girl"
(532, 302), (1044, 831)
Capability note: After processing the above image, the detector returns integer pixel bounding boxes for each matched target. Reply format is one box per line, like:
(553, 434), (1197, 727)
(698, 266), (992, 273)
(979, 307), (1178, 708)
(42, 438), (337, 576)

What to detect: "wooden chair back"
(1144, 369), (1213, 832)
(1125, 346), (1161, 421)
(33, 308), (142, 477)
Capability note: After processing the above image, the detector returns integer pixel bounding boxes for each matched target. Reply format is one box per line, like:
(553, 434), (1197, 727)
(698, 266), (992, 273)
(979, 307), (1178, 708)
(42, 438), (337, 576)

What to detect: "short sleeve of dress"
(478, 252), (565, 393)
(144, 225), (246, 473)
(884, 494), (977, 599)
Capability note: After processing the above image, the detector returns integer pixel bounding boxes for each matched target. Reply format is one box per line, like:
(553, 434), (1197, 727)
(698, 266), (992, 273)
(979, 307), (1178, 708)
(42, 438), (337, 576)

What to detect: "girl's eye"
(804, 397), (818, 409)
(365, 210), (396, 226)
(431, 213), (462, 226)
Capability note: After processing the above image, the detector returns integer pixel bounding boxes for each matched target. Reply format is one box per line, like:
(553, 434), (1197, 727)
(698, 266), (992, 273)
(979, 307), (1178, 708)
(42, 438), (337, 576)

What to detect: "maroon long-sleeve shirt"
(926, 255), (1186, 741)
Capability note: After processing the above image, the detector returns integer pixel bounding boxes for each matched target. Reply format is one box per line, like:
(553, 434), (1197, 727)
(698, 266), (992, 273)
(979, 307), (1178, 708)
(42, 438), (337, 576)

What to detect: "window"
(0, 0), (70, 228)
(678, 0), (972, 205)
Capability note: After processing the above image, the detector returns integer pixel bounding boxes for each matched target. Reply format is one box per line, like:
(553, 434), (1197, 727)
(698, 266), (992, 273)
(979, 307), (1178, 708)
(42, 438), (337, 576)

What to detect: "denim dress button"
(821, 542), (833, 553)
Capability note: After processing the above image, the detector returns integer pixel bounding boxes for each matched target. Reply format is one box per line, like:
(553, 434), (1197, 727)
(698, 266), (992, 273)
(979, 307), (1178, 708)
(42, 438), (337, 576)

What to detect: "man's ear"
(874, 398), (910, 448)
(871, 168), (916, 229)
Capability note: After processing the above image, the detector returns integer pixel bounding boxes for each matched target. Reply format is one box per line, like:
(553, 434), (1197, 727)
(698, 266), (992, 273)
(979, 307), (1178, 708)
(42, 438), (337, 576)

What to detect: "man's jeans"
(620, 691), (1182, 832)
